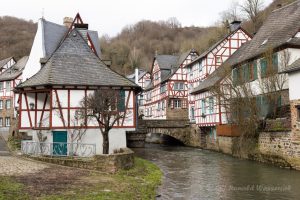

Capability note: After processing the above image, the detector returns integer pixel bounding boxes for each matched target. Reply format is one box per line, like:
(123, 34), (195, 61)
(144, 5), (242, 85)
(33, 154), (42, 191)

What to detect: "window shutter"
(118, 90), (126, 112)
(260, 59), (267, 78)
(272, 53), (278, 72)
(253, 62), (258, 80)
(232, 68), (238, 86)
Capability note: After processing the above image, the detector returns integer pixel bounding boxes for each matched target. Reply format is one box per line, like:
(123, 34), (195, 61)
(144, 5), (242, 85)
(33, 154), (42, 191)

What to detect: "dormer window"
(295, 32), (300, 38)
(261, 39), (268, 46)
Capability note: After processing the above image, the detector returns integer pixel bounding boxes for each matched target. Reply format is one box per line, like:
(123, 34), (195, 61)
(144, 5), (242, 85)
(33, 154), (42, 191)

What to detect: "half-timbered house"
(186, 21), (252, 122)
(0, 56), (28, 136)
(16, 15), (140, 155)
(144, 50), (198, 119)
(192, 1), (300, 147)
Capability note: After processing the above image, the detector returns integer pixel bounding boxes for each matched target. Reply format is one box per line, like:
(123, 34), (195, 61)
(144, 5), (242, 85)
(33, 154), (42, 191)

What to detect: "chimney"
(135, 68), (139, 84)
(63, 17), (73, 28)
(229, 20), (242, 32)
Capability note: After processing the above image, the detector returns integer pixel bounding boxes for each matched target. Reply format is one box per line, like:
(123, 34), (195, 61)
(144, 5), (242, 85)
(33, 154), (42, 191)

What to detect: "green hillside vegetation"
(0, 0), (296, 75)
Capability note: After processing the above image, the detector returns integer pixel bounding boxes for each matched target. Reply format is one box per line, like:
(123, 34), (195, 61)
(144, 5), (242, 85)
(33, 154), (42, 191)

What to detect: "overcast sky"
(0, 0), (273, 37)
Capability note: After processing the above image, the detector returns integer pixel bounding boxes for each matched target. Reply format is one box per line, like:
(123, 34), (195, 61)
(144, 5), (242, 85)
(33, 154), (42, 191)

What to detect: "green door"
(53, 131), (68, 156)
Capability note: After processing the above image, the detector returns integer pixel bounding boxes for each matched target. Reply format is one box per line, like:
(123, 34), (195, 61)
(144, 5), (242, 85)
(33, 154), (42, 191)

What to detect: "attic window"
(261, 39), (268, 46)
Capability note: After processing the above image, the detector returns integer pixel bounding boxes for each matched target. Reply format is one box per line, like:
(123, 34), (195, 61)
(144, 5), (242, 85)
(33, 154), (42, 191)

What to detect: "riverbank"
(0, 157), (162, 200)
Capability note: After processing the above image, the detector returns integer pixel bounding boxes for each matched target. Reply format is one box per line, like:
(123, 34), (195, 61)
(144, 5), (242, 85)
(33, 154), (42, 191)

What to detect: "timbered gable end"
(19, 89), (135, 129)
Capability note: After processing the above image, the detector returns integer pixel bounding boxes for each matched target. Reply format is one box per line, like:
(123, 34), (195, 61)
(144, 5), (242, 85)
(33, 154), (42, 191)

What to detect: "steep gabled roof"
(0, 57), (15, 69)
(226, 0), (300, 67)
(187, 27), (251, 67)
(191, 64), (230, 94)
(42, 18), (101, 58)
(0, 56), (28, 81)
(17, 29), (138, 89)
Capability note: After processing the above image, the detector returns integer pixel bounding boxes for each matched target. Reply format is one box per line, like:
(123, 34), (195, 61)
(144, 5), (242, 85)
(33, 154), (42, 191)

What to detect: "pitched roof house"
(191, 1), (300, 146)
(143, 49), (198, 119)
(17, 14), (140, 156)
(0, 56), (28, 137)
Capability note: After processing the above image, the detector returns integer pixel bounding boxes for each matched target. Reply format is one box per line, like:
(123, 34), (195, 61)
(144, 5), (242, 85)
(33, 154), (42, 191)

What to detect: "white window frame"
(201, 99), (206, 114)
(162, 101), (165, 110)
(0, 100), (3, 109)
(5, 117), (10, 127)
(209, 97), (214, 114)
(174, 99), (181, 108)
(157, 102), (160, 110)
(6, 81), (11, 91)
(0, 118), (2, 127)
(0, 82), (3, 91)
(6, 99), (11, 109)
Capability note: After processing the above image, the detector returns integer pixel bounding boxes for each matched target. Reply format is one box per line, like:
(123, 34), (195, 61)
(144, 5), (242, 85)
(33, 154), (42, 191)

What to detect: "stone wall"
(258, 131), (300, 169)
(27, 148), (135, 173)
(166, 107), (188, 120)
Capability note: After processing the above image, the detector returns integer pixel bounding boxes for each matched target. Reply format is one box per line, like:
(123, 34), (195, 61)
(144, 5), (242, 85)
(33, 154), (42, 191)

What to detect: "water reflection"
(134, 144), (300, 200)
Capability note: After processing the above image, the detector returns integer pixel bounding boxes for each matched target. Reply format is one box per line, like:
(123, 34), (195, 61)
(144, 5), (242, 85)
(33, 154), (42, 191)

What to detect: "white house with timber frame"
(186, 21), (252, 122)
(16, 14), (140, 155)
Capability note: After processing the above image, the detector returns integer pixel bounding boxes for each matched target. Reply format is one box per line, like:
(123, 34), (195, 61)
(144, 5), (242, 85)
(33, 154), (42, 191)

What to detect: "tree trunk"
(102, 130), (109, 154)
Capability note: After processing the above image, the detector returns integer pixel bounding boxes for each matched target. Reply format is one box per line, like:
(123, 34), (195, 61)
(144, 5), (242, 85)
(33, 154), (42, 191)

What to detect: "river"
(134, 144), (300, 200)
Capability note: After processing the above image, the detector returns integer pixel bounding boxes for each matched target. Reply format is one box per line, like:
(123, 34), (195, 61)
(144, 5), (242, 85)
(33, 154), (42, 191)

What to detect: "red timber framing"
(144, 51), (197, 119)
(64, 13), (98, 56)
(187, 28), (252, 122)
(19, 88), (136, 130)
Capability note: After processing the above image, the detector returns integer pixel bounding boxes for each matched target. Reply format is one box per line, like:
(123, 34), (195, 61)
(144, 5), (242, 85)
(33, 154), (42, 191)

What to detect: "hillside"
(0, 16), (37, 60)
(0, 0), (297, 75)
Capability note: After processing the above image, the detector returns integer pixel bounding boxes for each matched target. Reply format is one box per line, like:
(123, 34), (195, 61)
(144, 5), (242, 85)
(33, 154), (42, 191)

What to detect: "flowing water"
(134, 144), (300, 200)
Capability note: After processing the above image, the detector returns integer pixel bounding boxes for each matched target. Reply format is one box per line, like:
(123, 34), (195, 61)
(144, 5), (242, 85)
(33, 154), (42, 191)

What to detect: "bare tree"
(240, 0), (264, 32)
(82, 89), (126, 154)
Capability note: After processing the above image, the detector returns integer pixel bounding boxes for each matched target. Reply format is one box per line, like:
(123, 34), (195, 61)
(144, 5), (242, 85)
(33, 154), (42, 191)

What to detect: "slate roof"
(0, 56), (28, 81)
(190, 64), (230, 94)
(126, 69), (149, 82)
(0, 57), (14, 69)
(226, 0), (300, 67)
(42, 18), (101, 58)
(17, 29), (139, 89)
(281, 58), (300, 73)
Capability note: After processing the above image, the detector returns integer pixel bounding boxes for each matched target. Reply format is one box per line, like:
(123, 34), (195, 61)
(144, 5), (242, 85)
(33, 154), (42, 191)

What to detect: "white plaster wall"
(289, 72), (300, 100)
(22, 19), (45, 81)
(26, 127), (133, 155)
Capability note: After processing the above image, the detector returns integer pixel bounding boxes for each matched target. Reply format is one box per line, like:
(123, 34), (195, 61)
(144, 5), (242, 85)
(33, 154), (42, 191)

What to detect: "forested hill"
(0, 16), (36, 60)
(0, 0), (296, 75)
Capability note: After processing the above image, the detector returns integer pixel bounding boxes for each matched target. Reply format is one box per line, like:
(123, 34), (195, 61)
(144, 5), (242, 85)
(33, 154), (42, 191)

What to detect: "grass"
(0, 157), (162, 200)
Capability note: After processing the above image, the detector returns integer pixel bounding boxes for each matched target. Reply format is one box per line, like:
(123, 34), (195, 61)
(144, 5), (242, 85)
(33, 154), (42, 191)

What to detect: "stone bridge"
(137, 119), (200, 146)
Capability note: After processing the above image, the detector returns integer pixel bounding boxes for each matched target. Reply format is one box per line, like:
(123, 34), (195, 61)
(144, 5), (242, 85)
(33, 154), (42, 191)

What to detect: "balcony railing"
(21, 141), (96, 157)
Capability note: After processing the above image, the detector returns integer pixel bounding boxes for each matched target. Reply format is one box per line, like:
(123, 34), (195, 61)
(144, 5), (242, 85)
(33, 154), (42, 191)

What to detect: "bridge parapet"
(139, 119), (189, 128)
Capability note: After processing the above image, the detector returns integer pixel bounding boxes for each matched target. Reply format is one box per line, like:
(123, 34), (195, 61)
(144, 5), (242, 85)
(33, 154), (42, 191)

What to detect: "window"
(160, 84), (166, 94)
(149, 107), (152, 116)
(174, 82), (184, 91)
(146, 92), (151, 101)
(0, 82), (3, 90)
(216, 56), (222, 64)
(191, 107), (195, 120)
(260, 58), (267, 78)
(6, 81), (11, 91)
(6, 100), (11, 109)
(253, 61), (258, 80)
(295, 32), (300, 38)
(0, 118), (2, 127)
(154, 73), (159, 80)
(0, 100), (2, 109)
(162, 101), (165, 110)
(117, 90), (125, 112)
(157, 102), (160, 110)
(174, 99), (181, 108)
(232, 68), (239, 86)
(209, 97), (214, 114)
(201, 99), (206, 114)
(5, 117), (10, 127)
(199, 61), (203, 72)
(272, 53), (278, 72)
